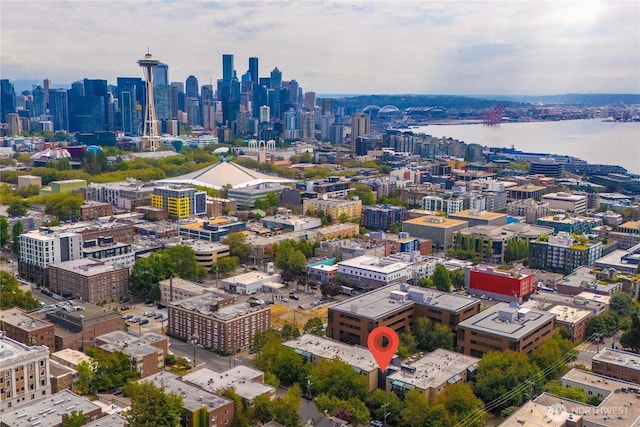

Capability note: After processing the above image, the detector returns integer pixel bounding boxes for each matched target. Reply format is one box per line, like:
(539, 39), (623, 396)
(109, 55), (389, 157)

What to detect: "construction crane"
(483, 103), (508, 126)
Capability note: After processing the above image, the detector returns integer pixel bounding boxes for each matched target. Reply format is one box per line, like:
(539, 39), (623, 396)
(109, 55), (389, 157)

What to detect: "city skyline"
(1, 1), (639, 95)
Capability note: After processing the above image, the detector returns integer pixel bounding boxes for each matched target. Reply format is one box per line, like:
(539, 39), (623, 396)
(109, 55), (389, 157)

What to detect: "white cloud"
(1, 0), (638, 95)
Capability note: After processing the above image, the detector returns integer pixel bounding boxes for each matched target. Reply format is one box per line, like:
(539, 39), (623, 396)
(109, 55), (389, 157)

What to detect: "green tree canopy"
(432, 263), (452, 292)
(0, 218), (9, 247)
(62, 410), (85, 427)
(309, 357), (368, 402)
(400, 389), (430, 427)
(303, 317), (325, 336)
(435, 382), (488, 427)
(224, 232), (249, 261)
(412, 317), (454, 351)
(351, 184), (375, 205)
(84, 348), (139, 392)
(124, 381), (183, 427)
(473, 350), (543, 412)
(0, 271), (40, 310)
(7, 200), (29, 217)
(12, 221), (23, 255)
(367, 389), (403, 426)
(610, 291), (639, 317)
(44, 193), (84, 221)
(219, 387), (251, 427)
(620, 309), (640, 352)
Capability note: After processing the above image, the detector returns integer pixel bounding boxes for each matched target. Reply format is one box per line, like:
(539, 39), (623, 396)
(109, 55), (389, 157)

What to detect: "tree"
(270, 384), (302, 427)
(412, 317), (454, 351)
(351, 184), (375, 205)
(75, 361), (94, 396)
(434, 382), (487, 427)
(620, 309), (640, 352)
(338, 212), (350, 223)
(432, 263), (452, 292)
(7, 200), (28, 217)
(367, 389), (403, 426)
(544, 380), (588, 403)
(586, 312), (620, 337)
(303, 317), (325, 336)
(308, 357), (368, 401)
(12, 221), (23, 255)
(0, 218), (9, 247)
(529, 336), (571, 380)
(314, 394), (370, 426)
(212, 256), (239, 275)
(44, 193), (84, 221)
(451, 269), (465, 290)
(473, 351), (543, 412)
(281, 322), (300, 340)
(62, 410), (85, 427)
(0, 271), (40, 310)
(84, 348), (140, 392)
(165, 245), (207, 281)
(610, 291), (639, 317)
(400, 389), (430, 427)
(219, 387), (251, 427)
(224, 232), (249, 261)
(124, 381), (183, 427)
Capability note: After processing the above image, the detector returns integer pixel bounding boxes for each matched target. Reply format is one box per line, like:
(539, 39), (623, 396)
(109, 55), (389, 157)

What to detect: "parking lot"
(120, 303), (168, 335)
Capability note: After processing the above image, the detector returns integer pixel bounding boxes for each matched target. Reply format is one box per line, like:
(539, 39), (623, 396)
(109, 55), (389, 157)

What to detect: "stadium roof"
(156, 160), (296, 190)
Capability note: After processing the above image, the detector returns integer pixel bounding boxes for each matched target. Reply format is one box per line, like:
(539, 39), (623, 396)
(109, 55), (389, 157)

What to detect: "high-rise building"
(350, 112), (370, 151)
(1, 79), (16, 123)
(303, 91), (316, 110)
(185, 75), (199, 98)
(49, 89), (69, 131)
(170, 82), (183, 118)
(32, 85), (46, 117)
(259, 105), (270, 123)
(154, 85), (172, 121)
(43, 78), (51, 104)
(300, 110), (315, 141)
(185, 96), (200, 127)
(117, 77), (144, 135)
(248, 57), (259, 86)
(153, 63), (169, 86)
(6, 113), (22, 135)
(201, 84), (215, 130)
(270, 67), (282, 89)
(283, 108), (299, 140)
(320, 97), (334, 115)
(222, 54), (234, 82)
(19, 229), (83, 285)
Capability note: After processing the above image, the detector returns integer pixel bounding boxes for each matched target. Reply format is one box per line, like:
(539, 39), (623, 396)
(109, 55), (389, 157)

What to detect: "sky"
(1, 0), (639, 95)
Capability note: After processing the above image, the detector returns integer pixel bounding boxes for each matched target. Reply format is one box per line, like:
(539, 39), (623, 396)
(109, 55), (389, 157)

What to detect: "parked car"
(144, 311), (155, 317)
(130, 317), (140, 323)
(290, 294), (299, 300)
(154, 313), (164, 319)
(120, 305), (130, 310)
(139, 319), (149, 325)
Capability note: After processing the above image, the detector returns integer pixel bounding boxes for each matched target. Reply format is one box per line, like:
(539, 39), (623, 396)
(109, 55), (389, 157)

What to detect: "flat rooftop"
(592, 348), (640, 371)
(450, 209), (507, 220)
(386, 348), (479, 391)
(403, 215), (468, 229)
(5, 390), (100, 426)
(52, 348), (93, 366)
(182, 366), (274, 401)
(0, 336), (49, 362)
(49, 258), (128, 275)
(143, 370), (231, 412)
(1, 307), (52, 331)
(457, 303), (555, 340)
(330, 283), (479, 320)
(169, 293), (269, 321)
(159, 277), (210, 293)
(543, 192), (587, 201)
(284, 334), (378, 372)
(221, 271), (280, 285)
(338, 255), (409, 274)
(548, 305), (592, 324)
(85, 414), (128, 427)
(499, 398), (580, 427)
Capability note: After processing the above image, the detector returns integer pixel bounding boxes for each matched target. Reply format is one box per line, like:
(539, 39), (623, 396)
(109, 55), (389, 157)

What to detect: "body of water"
(409, 119), (640, 174)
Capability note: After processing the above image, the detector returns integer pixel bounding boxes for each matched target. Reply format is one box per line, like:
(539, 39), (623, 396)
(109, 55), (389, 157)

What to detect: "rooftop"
(169, 293), (269, 321)
(284, 334), (378, 372)
(85, 414), (128, 427)
(592, 348), (640, 371)
(449, 209), (507, 220)
(402, 215), (468, 229)
(386, 348), (479, 391)
(51, 348), (93, 366)
(1, 307), (53, 331)
(4, 390), (100, 427)
(220, 271), (281, 286)
(543, 192), (587, 201)
(49, 258), (128, 275)
(182, 366), (275, 401)
(330, 283), (479, 320)
(143, 370), (231, 412)
(457, 302), (556, 339)
(97, 330), (165, 358)
(499, 399), (580, 427)
(548, 305), (592, 324)
(338, 255), (409, 274)
(0, 335), (49, 362)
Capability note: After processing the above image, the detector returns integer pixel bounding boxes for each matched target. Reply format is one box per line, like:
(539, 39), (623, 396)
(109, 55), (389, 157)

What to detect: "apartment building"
(591, 348), (640, 385)
(85, 179), (155, 210)
(0, 336), (51, 413)
(457, 303), (556, 358)
(151, 185), (207, 219)
(0, 308), (55, 350)
(207, 197), (238, 217)
(96, 331), (168, 378)
(529, 232), (603, 275)
(80, 201), (113, 221)
(328, 283), (481, 347)
(386, 349), (480, 403)
(46, 259), (129, 304)
(506, 199), (550, 223)
(18, 229), (83, 285)
(542, 192), (588, 214)
(422, 195), (464, 216)
(303, 196), (363, 221)
(402, 215), (468, 250)
(361, 205), (407, 231)
(167, 292), (271, 354)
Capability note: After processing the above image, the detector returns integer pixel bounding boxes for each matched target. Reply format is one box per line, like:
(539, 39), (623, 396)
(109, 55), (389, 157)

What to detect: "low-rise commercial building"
(328, 283), (480, 347)
(178, 217), (246, 242)
(261, 215), (322, 232)
(167, 292), (271, 354)
(548, 305), (592, 342)
(402, 215), (468, 250)
(0, 336), (51, 413)
(0, 389), (102, 426)
(507, 184), (546, 201)
(556, 266), (623, 296)
(80, 201), (113, 221)
(591, 348), (640, 385)
(207, 197), (237, 217)
(51, 348), (93, 370)
(336, 255), (411, 290)
(464, 265), (536, 302)
(142, 371), (235, 427)
(457, 303), (556, 358)
(0, 308), (55, 349)
(386, 349), (480, 403)
(284, 334), (380, 392)
(159, 277), (211, 305)
(220, 271), (282, 295)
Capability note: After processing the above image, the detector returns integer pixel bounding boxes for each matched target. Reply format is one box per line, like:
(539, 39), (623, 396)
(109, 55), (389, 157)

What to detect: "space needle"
(138, 52), (160, 151)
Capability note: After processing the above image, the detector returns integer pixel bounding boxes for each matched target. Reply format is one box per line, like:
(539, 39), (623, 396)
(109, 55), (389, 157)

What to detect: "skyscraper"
(0, 79), (16, 123)
(351, 112), (370, 151)
(117, 77), (144, 135)
(185, 75), (199, 98)
(154, 63), (169, 86)
(222, 54), (234, 82)
(201, 84), (215, 130)
(49, 89), (69, 131)
(32, 85), (46, 117)
(270, 67), (282, 89)
(259, 105), (270, 123)
(304, 91), (316, 110)
(249, 57), (259, 86)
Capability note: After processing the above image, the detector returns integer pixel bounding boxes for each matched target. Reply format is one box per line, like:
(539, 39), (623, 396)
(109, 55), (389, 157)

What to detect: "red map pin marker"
(367, 326), (399, 372)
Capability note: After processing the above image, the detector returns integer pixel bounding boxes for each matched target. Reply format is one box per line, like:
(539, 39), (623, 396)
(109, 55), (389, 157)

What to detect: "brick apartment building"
(0, 308), (55, 350)
(47, 259), (129, 304)
(167, 292), (271, 354)
(457, 303), (556, 358)
(96, 331), (168, 378)
(80, 201), (113, 221)
(328, 283), (481, 347)
(591, 348), (640, 385)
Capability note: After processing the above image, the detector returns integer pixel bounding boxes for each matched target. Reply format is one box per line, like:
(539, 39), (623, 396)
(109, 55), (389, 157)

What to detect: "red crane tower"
(483, 103), (508, 125)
